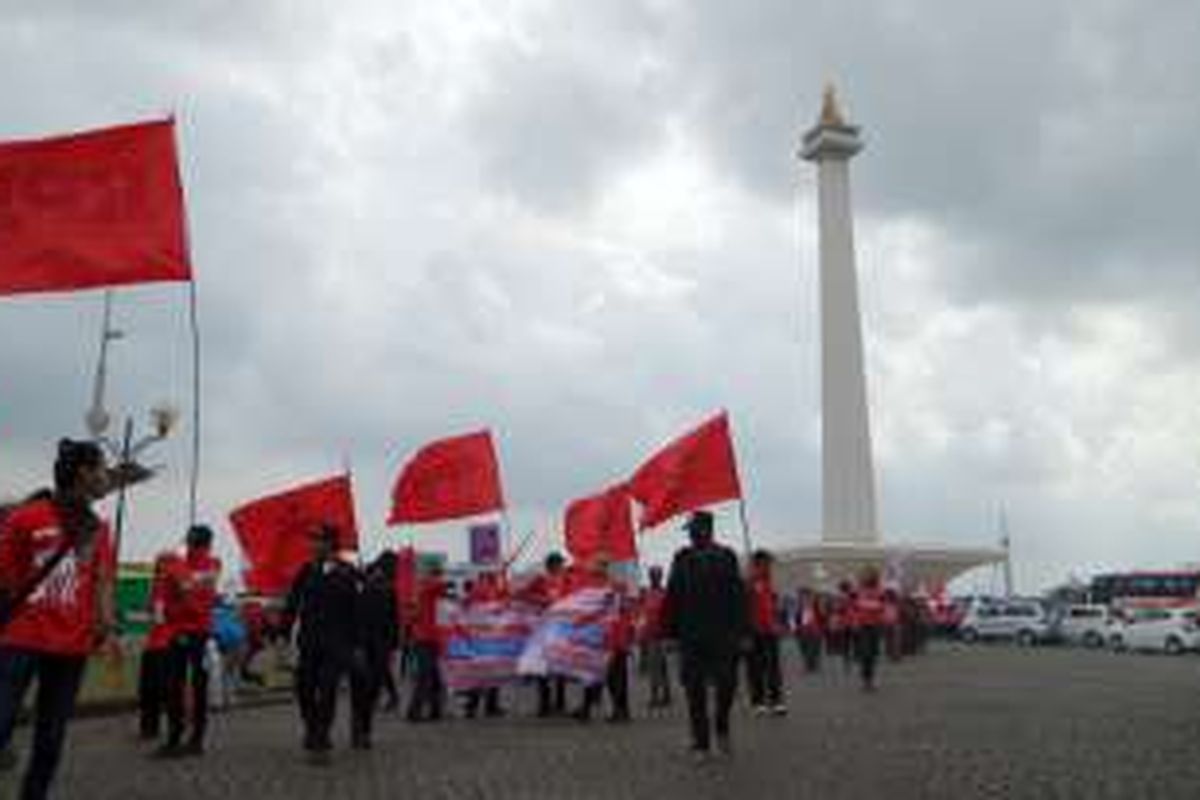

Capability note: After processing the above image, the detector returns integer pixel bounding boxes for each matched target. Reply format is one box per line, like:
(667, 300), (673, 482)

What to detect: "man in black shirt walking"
(283, 525), (364, 764)
(664, 510), (747, 761)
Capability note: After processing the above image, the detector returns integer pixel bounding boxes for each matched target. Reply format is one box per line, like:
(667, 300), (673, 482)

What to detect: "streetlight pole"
(86, 290), (123, 440)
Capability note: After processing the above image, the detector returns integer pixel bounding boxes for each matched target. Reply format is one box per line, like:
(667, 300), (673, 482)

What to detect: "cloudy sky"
(2, 1), (1198, 593)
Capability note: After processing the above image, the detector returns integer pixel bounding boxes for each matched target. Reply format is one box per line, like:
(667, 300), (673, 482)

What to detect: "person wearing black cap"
(282, 524), (364, 763)
(663, 510), (747, 761)
(155, 524), (221, 758)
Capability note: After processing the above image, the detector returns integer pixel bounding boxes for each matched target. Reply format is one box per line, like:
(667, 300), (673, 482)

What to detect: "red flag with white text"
(0, 119), (191, 295)
(388, 430), (505, 525)
(627, 411), (742, 529)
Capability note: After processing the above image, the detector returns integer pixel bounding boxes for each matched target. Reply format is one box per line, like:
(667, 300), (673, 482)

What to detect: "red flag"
(230, 474), (358, 596)
(388, 430), (505, 524)
(564, 483), (636, 563)
(0, 119), (191, 296)
(628, 411), (743, 529)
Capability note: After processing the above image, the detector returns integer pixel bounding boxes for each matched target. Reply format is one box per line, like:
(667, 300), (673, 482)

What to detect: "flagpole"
(187, 279), (201, 527)
(736, 498), (754, 560)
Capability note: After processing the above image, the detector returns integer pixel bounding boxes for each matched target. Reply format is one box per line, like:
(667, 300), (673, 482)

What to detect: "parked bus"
(1088, 571), (1200, 610)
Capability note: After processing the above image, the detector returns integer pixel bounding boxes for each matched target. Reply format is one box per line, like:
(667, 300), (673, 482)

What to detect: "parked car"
(1054, 604), (1115, 648)
(958, 600), (1051, 646)
(1108, 607), (1200, 654)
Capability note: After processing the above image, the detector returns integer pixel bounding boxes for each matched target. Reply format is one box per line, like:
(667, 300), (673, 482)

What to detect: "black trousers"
(165, 634), (209, 748)
(746, 633), (782, 706)
(537, 676), (566, 716)
(0, 646), (87, 800)
(797, 633), (822, 673)
(857, 626), (882, 688)
(296, 645), (358, 748)
(642, 641), (671, 706)
(679, 643), (737, 751)
(137, 647), (170, 738)
(348, 649), (378, 742)
(580, 651), (630, 719)
(405, 642), (443, 721)
(463, 687), (502, 717)
(380, 647), (400, 708)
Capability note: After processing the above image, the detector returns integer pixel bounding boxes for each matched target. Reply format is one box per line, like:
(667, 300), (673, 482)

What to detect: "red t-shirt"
(639, 586), (667, 642)
(0, 499), (114, 657)
(854, 587), (886, 627)
(144, 552), (181, 651)
(797, 599), (824, 634)
(164, 549), (221, 635)
(411, 577), (446, 644)
(750, 576), (778, 635)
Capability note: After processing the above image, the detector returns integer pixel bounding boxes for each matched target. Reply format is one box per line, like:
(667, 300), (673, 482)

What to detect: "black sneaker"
(151, 743), (185, 760)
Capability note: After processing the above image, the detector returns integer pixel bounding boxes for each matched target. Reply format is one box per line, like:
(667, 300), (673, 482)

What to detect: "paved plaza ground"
(11, 643), (1200, 799)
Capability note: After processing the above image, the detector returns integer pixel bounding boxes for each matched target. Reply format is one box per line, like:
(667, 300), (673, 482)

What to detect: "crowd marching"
(0, 439), (938, 800)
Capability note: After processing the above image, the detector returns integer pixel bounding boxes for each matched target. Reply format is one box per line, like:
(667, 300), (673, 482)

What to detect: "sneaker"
(769, 704), (788, 716)
(688, 746), (711, 765)
(305, 748), (332, 767)
(752, 705), (770, 716)
(150, 743), (185, 760)
(715, 735), (733, 759)
(182, 740), (205, 757)
(605, 711), (631, 724)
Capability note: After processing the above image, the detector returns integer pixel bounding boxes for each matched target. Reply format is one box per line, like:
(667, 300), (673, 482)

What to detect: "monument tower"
(773, 86), (1003, 590)
(800, 86), (878, 545)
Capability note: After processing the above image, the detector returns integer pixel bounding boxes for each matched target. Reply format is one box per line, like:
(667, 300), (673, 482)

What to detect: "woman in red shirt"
(853, 569), (887, 692)
(0, 439), (116, 800)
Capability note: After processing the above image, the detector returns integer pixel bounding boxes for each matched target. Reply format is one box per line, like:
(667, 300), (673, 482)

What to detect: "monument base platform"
(771, 540), (1004, 592)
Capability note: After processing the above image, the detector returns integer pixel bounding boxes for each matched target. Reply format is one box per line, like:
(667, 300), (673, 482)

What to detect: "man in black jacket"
(283, 525), (364, 763)
(664, 510), (747, 761)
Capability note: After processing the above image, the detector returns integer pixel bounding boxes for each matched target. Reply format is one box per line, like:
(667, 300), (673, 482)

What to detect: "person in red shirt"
(639, 565), (671, 709)
(138, 550), (181, 740)
(794, 587), (824, 674)
(405, 563), (448, 723)
(745, 550), (786, 715)
(156, 524), (222, 757)
(572, 557), (632, 723)
(462, 570), (507, 719)
(853, 568), (887, 692)
(0, 439), (116, 800)
(530, 552), (568, 717)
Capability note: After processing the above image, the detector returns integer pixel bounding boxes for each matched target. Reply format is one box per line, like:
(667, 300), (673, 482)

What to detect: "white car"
(1056, 604), (1115, 648)
(958, 600), (1051, 646)
(1109, 607), (1200, 654)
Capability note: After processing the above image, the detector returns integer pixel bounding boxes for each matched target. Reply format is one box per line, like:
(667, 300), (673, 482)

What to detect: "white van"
(1055, 604), (1114, 648)
(958, 600), (1050, 646)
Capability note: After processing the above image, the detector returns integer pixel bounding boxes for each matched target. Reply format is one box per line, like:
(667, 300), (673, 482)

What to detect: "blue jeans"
(0, 646), (87, 800)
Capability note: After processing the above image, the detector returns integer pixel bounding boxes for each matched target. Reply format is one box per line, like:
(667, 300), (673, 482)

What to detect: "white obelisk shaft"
(801, 88), (879, 544)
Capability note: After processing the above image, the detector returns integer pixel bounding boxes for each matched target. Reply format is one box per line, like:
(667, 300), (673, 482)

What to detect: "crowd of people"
(0, 440), (934, 798)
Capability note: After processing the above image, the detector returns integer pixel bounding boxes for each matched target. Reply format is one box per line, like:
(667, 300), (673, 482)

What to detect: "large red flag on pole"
(564, 483), (636, 563)
(628, 411), (743, 529)
(0, 118), (192, 295)
(388, 430), (505, 525)
(230, 474), (358, 596)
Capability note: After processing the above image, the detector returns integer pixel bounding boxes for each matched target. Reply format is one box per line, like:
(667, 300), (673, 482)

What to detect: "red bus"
(1089, 571), (1200, 610)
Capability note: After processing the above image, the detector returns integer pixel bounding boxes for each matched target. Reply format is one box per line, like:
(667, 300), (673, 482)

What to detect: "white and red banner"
(438, 586), (619, 689)
(517, 586), (617, 685)
(441, 599), (539, 691)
